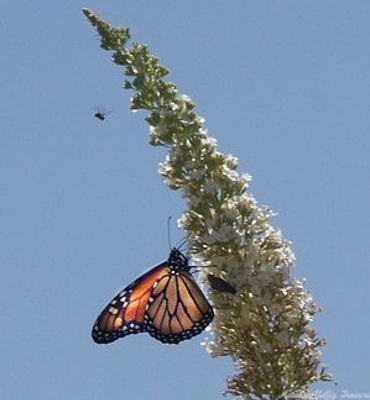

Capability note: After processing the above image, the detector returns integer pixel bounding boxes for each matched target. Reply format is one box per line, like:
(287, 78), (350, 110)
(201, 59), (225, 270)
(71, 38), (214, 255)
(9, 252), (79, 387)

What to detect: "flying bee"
(93, 106), (113, 121)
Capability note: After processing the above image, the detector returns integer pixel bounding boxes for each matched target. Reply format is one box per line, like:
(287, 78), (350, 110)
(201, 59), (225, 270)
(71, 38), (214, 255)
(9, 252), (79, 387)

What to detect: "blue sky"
(1, 1), (370, 399)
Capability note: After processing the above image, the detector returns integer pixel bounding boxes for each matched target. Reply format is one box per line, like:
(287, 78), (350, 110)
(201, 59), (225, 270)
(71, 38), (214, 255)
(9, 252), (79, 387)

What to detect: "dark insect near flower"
(208, 274), (236, 295)
(92, 248), (214, 345)
(93, 107), (113, 121)
(94, 111), (106, 120)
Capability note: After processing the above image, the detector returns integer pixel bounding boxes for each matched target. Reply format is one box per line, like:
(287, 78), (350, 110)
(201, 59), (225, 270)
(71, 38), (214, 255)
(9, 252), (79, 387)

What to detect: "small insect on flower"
(208, 274), (236, 295)
(93, 106), (113, 121)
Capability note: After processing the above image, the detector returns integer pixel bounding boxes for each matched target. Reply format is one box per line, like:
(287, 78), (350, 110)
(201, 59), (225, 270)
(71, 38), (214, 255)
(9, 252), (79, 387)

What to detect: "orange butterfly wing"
(92, 263), (170, 344)
(145, 270), (214, 344)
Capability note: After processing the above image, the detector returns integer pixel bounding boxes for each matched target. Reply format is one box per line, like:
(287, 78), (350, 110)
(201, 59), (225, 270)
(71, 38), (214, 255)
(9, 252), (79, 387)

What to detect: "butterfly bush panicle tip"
(83, 9), (333, 397)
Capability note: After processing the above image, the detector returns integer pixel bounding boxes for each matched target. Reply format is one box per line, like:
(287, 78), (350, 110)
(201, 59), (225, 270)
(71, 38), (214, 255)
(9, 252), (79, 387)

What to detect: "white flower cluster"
(152, 95), (331, 398)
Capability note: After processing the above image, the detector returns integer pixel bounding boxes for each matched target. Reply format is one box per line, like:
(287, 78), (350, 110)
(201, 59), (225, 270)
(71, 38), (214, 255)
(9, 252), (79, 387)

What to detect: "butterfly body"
(92, 248), (214, 345)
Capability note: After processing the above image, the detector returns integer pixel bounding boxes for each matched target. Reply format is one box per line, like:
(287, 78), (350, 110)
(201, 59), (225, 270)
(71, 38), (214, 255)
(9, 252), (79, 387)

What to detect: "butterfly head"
(168, 248), (190, 272)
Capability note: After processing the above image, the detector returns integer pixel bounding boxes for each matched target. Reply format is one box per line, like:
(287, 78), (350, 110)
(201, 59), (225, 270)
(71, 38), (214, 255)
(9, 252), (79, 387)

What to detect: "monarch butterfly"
(92, 248), (214, 344)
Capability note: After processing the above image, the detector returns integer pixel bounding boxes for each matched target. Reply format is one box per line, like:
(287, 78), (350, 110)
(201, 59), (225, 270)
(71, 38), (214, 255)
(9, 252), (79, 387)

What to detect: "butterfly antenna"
(176, 237), (187, 251)
(168, 217), (188, 251)
(167, 216), (173, 250)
